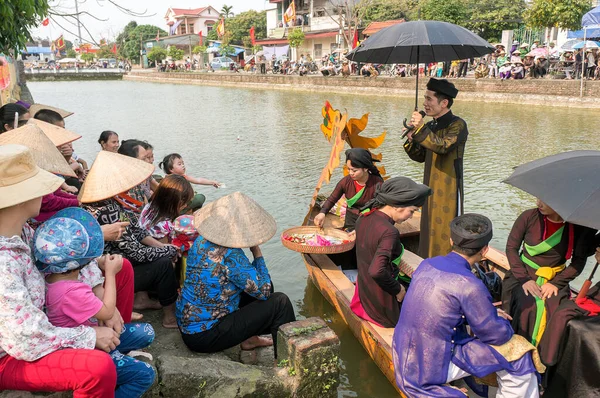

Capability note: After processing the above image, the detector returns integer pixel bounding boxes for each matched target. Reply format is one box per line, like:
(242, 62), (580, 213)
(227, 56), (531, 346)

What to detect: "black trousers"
(260, 63), (266, 74)
(181, 292), (296, 358)
(458, 61), (468, 77)
(131, 256), (178, 306)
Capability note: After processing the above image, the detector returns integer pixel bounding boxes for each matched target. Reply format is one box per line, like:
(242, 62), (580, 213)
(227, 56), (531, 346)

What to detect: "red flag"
(352, 28), (359, 49)
(42, 18), (50, 26)
(156, 29), (160, 42)
(111, 43), (117, 54)
(250, 26), (256, 47)
(198, 31), (203, 46)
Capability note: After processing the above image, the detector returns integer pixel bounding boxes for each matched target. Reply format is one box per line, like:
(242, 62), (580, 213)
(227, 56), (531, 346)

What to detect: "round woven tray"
(281, 226), (355, 254)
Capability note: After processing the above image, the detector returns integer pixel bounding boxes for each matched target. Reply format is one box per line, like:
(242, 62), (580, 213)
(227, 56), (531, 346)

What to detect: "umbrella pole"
(576, 262), (599, 302)
(580, 28), (587, 98)
(414, 47), (420, 110)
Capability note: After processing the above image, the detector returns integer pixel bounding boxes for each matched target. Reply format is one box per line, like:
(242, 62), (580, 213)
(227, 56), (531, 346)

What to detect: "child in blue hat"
(34, 207), (156, 398)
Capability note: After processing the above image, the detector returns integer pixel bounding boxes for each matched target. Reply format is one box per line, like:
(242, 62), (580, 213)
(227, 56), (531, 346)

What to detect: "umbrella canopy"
(504, 150), (600, 230)
(560, 39), (581, 51)
(346, 20), (495, 64)
(57, 58), (78, 63)
(582, 5), (600, 28)
(526, 48), (550, 58)
(573, 40), (600, 49)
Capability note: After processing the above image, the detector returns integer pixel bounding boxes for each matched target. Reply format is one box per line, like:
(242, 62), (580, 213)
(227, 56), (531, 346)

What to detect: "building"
(164, 6), (221, 37)
(257, 0), (349, 60)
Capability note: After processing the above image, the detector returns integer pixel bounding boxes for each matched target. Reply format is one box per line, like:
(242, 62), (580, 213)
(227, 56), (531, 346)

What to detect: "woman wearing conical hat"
(80, 150), (181, 328)
(177, 192), (296, 357)
(0, 145), (118, 395)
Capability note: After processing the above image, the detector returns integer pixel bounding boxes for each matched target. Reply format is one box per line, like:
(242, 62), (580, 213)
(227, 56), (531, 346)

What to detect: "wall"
(124, 71), (600, 108)
(27, 72), (124, 81)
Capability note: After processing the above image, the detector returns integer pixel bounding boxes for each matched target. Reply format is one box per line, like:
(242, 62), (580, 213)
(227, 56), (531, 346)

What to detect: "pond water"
(29, 80), (600, 397)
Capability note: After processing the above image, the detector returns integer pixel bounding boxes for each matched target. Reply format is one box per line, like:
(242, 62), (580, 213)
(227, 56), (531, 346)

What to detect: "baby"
(34, 208), (155, 398)
(159, 153), (221, 188)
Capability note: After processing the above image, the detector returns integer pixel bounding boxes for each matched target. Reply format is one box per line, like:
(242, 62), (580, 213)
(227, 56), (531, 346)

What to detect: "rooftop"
(362, 19), (405, 36)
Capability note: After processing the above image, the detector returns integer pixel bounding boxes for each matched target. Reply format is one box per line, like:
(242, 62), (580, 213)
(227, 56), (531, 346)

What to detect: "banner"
(250, 26), (256, 46)
(111, 43), (117, 54)
(199, 31), (203, 46)
(170, 20), (183, 35)
(55, 35), (65, 49)
(216, 18), (225, 37)
(283, 1), (296, 24)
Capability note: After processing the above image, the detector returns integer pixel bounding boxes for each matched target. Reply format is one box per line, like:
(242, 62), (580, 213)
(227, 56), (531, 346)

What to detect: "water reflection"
(29, 81), (600, 397)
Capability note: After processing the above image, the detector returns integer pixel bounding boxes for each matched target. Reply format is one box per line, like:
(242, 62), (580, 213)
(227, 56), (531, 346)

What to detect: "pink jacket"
(36, 189), (79, 223)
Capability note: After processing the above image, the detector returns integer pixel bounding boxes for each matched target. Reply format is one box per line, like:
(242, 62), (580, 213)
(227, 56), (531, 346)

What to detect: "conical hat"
(194, 192), (277, 248)
(28, 103), (74, 118)
(78, 151), (154, 203)
(28, 119), (81, 147)
(0, 124), (76, 177)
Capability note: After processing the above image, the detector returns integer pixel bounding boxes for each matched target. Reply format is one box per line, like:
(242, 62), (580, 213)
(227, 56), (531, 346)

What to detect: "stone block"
(277, 317), (340, 398)
(156, 355), (291, 398)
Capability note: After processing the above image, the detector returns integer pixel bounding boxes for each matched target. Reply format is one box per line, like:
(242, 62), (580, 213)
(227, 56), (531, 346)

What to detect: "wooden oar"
(576, 262), (599, 302)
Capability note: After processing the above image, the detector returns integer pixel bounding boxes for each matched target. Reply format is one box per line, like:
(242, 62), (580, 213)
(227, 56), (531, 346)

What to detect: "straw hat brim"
(28, 103), (74, 118)
(194, 192), (277, 248)
(0, 125), (77, 177)
(78, 151), (155, 203)
(0, 166), (63, 210)
(28, 119), (81, 146)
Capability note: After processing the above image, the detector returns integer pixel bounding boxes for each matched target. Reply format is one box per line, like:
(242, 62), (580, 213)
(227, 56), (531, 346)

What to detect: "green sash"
(346, 186), (365, 209)
(392, 243), (411, 284)
(520, 225), (565, 346)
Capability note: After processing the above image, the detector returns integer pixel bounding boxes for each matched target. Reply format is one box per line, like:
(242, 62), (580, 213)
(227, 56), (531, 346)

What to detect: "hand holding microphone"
(402, 110), (426, 139)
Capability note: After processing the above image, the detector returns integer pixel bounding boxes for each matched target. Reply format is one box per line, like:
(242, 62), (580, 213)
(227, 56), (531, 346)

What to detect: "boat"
(293, 102), (512, 396)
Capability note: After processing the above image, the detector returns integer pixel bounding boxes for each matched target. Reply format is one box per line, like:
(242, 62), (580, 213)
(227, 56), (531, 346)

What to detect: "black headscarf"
(361, 176), (431, 211)
(450, 213), (493, 249)
(345, 148), (381, 177)
(0, 103), (29, 133)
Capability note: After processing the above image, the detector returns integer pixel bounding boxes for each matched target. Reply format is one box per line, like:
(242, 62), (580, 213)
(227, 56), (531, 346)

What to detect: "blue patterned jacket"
(176, 235), (272, 334)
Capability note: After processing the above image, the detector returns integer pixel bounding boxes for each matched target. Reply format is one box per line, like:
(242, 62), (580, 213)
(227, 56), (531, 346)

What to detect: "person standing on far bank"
(404, 78), (468, 258)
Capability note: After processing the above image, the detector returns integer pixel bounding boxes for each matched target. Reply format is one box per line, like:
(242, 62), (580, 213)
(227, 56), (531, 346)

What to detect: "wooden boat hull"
(300, 209), (511, 396)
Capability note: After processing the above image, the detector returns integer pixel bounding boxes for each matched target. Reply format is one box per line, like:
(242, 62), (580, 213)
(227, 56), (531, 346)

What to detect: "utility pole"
(74, 0), (83, 44)
(140, 34), (143, 67)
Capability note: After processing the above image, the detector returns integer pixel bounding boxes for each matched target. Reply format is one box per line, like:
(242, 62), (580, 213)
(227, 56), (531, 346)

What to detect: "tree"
(207, 29), (219, 41)
(97, 46), (114, 59)
(221, 5), (234, 18)
(466, 0), (525, 41)
(288, 28), (305, 48)
(525, 0), (591, 31)
(419, 0), (469, 25)
(116, 22), (167, 63)
(224, 10), (267, 46)
(168, 46), (184, 60)
(66, 49), (77, 58)
(0, 0), (49, 52)
(356, 0), (417, 25)
(147, 46), (167, 63)
(193, 45), (207, 54)
(81, 53), (95, 63)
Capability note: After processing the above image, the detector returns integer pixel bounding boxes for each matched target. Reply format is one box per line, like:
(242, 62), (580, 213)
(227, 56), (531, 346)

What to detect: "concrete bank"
(26, 72), (124, 82)
(125, 71), (600, 109)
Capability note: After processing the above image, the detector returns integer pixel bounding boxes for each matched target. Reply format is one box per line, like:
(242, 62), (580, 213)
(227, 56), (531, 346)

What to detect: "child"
(138, 174), (194, 241)
(34, 208), (156, 398)
(159, 153), (220, 213)
(159, 153), (221, 188)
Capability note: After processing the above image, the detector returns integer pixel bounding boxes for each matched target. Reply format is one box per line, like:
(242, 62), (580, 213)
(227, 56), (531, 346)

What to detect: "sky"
(32, 0), (268, 44)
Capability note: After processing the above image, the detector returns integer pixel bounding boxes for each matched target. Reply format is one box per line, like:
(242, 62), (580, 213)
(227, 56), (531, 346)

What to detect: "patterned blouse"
(138, 204), (174, 240)
(176, 236), (272, 334)
(0, 226), (96, 362)
(83, 199), (177, 264)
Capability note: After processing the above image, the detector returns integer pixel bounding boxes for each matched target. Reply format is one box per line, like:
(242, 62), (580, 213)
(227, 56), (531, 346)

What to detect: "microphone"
(401, 110), (426, 139)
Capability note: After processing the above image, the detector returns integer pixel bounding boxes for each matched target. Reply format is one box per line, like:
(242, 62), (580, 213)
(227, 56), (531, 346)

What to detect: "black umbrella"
(347, 20), (495, 108)
(503, 150), (600, 230)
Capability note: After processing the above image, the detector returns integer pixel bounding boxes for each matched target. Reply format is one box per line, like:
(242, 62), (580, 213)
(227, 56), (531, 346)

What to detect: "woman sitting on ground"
(502, 198), (596, 352)
(351, 177), (431, 328)
(79, 150), (181, 328)
(0, 103), (30, 133)
(138, 175), (194, 242)
(0, 144), (118, 395)
(177, 192), (296, 357)
(98, 130), (120, 153)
